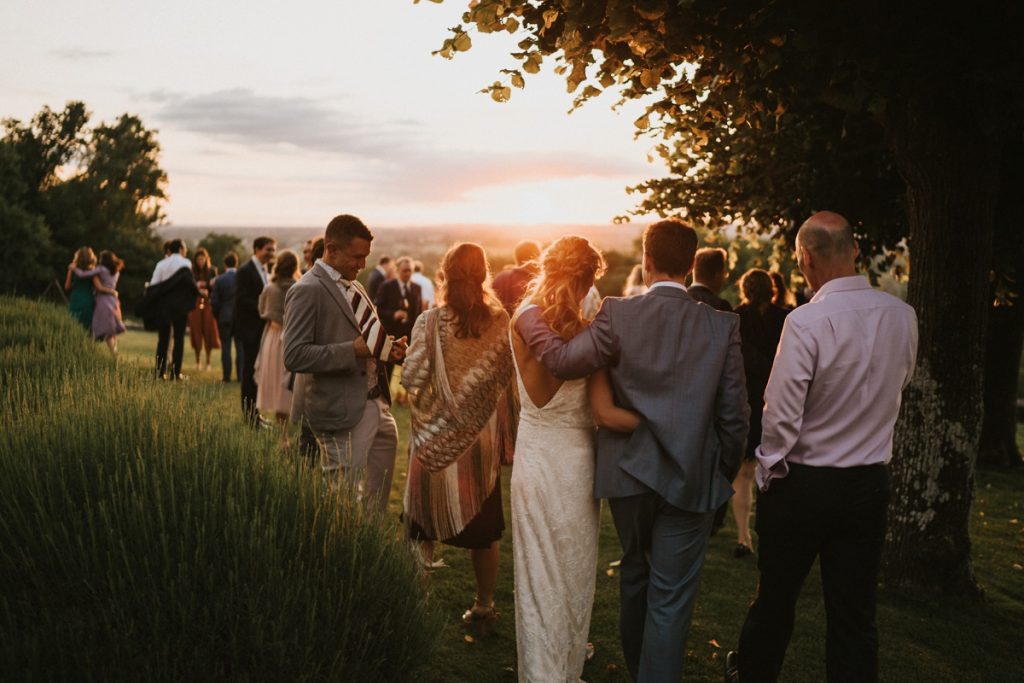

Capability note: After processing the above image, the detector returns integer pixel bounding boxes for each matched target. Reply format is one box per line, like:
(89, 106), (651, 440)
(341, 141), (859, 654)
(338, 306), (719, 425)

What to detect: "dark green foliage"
(0, 104), (166, 305)
(0, 297), (440, 681)
(198, 231), (249, 269)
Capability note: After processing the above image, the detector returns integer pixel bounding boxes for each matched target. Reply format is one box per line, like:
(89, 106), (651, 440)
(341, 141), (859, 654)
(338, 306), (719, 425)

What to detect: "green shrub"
(0, 296), (440, 681)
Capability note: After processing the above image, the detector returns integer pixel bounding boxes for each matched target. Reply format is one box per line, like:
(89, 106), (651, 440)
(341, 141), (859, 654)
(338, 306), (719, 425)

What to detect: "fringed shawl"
(401, 305), (515, 541)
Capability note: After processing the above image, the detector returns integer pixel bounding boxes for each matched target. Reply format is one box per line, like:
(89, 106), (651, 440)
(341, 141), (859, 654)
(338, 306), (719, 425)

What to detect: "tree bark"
(881, 103), (999, 597)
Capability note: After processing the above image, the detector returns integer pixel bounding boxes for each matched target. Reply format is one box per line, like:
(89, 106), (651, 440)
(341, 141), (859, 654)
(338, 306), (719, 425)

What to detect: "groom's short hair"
(644, 219), (698, 277)
(325, 214), (374, 246)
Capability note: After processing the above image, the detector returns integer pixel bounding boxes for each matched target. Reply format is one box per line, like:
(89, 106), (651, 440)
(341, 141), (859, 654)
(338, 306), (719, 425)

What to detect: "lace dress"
(511, 349), (600, 682)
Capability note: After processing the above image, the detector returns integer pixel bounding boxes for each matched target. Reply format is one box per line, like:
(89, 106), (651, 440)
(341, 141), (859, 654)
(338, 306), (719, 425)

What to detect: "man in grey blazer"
(516, 219), (749, 682)
(283, 215), (407, 512)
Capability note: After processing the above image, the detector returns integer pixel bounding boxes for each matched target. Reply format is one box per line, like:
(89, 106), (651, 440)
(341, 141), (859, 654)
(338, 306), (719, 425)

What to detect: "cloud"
(50, 47), (114, 60)
(154, 88), (414, 157)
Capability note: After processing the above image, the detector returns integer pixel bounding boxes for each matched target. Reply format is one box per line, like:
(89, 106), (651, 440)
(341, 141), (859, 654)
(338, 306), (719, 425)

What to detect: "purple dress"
(91, 266), (127, 340)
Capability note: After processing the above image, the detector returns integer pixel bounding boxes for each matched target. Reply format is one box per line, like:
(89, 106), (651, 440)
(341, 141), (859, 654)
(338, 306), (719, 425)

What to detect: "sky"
(0, 0), (661, 228)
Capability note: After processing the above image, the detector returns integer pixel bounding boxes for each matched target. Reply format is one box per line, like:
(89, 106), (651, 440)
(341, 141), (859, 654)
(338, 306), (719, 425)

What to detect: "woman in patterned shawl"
(402, 242), (515, 626)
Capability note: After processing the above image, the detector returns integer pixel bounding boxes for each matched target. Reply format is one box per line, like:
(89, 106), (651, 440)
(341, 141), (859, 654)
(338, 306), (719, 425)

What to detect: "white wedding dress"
(511, 350), (601, 683)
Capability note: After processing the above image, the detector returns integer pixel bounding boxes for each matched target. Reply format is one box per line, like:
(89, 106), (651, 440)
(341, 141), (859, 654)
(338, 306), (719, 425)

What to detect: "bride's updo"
(528, 236), (606, 340)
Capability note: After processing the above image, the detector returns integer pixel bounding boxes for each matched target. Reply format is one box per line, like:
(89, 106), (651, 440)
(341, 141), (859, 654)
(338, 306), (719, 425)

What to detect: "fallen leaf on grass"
(606, 664), (618, 671)
(464, 634), (474, 643)
(708, 639), (721, 649)
(1010, 518), (1019, 524)
(607, 568), (615, 577)
(1012, 563), (1022, 571)
(608, 559), (622, 567)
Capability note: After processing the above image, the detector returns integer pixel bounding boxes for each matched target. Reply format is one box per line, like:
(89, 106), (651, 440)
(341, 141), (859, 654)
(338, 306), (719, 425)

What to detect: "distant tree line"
(0, 102), (167, 308)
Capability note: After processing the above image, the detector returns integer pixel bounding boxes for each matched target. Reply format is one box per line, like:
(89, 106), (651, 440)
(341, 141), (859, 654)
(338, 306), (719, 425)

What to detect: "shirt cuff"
(754, 445), (790, 492)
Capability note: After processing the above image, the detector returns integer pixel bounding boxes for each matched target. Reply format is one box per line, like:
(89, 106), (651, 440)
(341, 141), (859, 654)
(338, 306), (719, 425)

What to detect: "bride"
(510, 236), (640, 682)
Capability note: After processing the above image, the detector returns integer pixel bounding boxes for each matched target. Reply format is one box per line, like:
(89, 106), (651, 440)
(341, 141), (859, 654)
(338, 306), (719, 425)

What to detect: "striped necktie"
(345, 282), (390, 361)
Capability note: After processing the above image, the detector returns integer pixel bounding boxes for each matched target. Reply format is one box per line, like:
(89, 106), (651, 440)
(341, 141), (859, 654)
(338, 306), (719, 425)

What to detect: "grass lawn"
(116, 329), (1024, 681)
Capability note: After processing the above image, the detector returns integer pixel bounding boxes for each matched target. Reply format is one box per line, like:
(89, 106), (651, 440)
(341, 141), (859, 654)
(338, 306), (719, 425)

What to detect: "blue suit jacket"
(516, 285), (749, 512)
(210, 268), (237, 324)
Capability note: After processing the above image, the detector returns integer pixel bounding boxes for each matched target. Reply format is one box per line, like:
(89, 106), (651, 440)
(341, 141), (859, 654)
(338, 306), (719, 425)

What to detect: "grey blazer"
(516, 285), (749, 512)
(283, 266), (371, 433)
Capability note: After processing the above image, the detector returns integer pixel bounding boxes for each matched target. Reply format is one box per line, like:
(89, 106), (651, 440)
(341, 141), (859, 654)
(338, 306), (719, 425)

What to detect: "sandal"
(462, 598), (498, 624)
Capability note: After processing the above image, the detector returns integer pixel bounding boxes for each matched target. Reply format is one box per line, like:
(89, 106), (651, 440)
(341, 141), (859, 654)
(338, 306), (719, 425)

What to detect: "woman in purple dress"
(91, 250), (127, 357)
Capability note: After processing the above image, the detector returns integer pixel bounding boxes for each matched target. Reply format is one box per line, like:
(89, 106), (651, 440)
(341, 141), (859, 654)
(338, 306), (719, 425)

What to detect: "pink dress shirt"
(755, 275), (918, 490)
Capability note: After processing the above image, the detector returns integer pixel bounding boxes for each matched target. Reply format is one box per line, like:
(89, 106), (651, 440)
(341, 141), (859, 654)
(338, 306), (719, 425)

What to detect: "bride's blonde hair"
(527, 236), (606, 340)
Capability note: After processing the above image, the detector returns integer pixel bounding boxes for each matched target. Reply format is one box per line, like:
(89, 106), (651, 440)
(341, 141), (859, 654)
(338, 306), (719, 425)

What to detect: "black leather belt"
(367, 385), (382, 400)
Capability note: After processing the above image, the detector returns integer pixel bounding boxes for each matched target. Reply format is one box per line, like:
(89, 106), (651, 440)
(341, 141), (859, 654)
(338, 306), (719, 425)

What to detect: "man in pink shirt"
(726, 211), (918, 683)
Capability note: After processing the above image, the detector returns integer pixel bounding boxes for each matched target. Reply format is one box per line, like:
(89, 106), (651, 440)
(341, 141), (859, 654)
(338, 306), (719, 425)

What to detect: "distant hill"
(159, 223), (645, 271)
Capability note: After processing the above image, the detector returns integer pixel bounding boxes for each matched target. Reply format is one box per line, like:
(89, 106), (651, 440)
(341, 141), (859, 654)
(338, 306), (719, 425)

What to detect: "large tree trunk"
(880, 104), (999, 597)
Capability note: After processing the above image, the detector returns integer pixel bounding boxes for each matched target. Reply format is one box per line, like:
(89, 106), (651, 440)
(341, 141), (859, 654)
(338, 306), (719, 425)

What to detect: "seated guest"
(401, 242), (515, 625)
(492, 240), (541, 315)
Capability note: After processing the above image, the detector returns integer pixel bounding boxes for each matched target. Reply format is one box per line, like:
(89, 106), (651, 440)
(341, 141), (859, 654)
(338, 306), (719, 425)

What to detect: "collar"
(809, 275), (871, 302)
(689, 280), (712, 291)
(649, 281), (687, 292)
(251, 255), (265, 270)
(317, 259), (346, 283)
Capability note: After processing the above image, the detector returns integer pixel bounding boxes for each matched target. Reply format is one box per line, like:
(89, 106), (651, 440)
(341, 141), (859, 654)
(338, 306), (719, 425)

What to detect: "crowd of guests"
(272, 212), (916, 683)
(64, 211), (916, 682)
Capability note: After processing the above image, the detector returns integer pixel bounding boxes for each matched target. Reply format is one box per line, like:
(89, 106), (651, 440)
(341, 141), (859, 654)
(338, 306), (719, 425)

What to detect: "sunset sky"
(0, 1), (660, 228)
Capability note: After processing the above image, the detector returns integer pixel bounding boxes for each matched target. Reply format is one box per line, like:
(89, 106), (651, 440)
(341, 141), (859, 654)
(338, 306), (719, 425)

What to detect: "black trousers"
(156, 314), (187, 379)
(737, 463), (890, 683)
(215, 319), (243, 382)
(240, 337), (261, 426)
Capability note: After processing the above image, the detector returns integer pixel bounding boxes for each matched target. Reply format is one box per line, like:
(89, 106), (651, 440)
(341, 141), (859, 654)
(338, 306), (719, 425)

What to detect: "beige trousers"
(316, 398), (398, 513)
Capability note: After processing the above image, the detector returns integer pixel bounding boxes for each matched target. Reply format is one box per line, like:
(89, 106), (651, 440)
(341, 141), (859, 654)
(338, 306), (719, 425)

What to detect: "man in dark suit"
(365, 255), (392, 302)
(492, 239), (541, 315)
(210, 251), (241, 382)
(145, 238), (193, 379)
(516, 220), (749, 681)
(688, 247), (733, 312)
(373, 256), (422, 380)
(235, 236), (276, 427)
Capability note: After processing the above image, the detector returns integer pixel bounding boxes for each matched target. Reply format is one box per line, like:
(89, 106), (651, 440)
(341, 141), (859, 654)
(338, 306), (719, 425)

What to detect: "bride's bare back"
(510, 311), (564, 409)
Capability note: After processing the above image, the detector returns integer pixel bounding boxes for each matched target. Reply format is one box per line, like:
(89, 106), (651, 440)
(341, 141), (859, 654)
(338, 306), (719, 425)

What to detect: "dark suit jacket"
(374, 278), (422, 341)
(366, 267), (387, 302)
(135, 266), (199, 331)
(687, 283), (733, 312)
(516, 286), (749, 512)
(234, 259), (266, 345)
(210, 268), (237, 324)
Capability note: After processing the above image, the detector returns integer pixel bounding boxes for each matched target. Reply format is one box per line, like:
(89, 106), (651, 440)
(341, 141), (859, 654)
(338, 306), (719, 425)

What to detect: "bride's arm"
(588, 368), (640, 433)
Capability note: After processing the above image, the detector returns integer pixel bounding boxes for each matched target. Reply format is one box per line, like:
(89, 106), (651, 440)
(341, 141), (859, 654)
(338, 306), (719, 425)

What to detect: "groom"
(516, 219), (749, 681)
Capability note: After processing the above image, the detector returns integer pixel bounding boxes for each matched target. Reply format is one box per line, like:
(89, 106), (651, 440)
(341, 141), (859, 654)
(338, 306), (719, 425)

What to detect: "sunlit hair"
(623, 263), (644, 295)
(770, 270), (795, 308)
(528, 235), (606, 340)
(436, 242), (498, 339)
(272, 250), (300, 282)
(739, 268), (774, 306)
(99, 250), (124, 274)
(192, 247), (212, 277)
(74, 246), (96, 270)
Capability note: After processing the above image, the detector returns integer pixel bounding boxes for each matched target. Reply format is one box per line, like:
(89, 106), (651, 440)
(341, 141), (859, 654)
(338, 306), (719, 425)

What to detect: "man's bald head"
(795, 211), (859, 291)
(796, 211), (857, 261)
